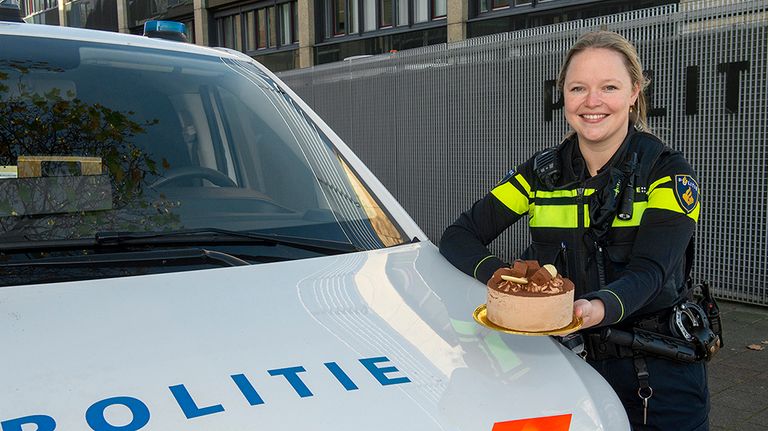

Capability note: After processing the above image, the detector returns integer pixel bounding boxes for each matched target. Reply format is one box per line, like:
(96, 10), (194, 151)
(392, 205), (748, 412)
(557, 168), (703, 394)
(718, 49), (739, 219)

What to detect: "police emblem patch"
(674, 174), (699, 214)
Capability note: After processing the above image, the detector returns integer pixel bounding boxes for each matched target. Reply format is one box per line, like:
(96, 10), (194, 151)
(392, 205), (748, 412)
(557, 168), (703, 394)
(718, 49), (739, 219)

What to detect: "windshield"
(0, 34), (408, 283)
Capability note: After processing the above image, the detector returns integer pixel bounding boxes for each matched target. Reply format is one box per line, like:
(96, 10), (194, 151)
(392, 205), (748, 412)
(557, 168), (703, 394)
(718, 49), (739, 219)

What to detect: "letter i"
(325, 362), (359, 391)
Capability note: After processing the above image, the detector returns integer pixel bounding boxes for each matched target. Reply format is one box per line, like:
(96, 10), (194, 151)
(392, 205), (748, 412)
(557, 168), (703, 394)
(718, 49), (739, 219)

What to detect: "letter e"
(359, 356), (411, 386)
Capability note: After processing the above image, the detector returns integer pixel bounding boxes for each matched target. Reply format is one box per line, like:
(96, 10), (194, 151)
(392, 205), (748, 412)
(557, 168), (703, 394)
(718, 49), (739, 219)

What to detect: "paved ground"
(708, 301), (768, 430)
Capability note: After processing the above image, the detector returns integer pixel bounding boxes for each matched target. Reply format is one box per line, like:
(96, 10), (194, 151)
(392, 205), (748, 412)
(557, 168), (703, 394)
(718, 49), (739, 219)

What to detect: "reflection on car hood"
(0, 242), (628, 430)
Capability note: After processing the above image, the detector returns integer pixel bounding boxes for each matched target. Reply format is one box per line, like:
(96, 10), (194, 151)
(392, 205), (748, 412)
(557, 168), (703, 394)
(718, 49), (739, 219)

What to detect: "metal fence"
(278, 0), (768, 306)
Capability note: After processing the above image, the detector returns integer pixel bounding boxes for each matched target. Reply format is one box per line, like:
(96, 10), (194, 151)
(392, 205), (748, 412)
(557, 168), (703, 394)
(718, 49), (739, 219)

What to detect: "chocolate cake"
(486, 260), (575, 332)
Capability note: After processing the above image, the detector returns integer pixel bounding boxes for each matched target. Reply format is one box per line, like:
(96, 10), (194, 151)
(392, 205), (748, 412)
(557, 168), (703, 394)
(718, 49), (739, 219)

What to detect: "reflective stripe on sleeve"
(647, 178), (700, 222)
(601, 289), (625, 323)
(491, 174), (531, 215)
(473, 255), (495, 280)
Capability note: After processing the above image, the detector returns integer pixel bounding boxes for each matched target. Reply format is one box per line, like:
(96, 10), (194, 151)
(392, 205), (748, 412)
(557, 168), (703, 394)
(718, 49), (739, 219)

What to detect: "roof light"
(0, 0), (23, 23)
(143, 20), (188, 42)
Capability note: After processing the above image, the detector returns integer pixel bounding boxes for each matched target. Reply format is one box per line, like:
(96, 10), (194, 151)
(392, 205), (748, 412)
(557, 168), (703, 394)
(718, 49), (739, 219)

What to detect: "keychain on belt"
(634, 353), (653, 425)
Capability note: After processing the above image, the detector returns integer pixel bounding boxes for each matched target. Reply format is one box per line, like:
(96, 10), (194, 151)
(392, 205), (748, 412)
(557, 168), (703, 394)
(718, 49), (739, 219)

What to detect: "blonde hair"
(556, 31), (649, 131)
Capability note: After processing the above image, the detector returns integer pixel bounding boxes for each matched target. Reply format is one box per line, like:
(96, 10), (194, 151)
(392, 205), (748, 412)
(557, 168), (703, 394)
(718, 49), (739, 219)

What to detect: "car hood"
(0, 242), (628, 430)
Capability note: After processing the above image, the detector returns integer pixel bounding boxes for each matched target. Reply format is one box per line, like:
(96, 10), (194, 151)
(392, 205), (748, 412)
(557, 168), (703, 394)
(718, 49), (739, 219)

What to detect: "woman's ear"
(630, 83), (641, 106)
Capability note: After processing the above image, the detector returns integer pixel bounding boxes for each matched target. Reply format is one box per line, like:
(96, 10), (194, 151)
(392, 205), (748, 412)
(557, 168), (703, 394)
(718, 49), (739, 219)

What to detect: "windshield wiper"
(0, 228), (360, 255)
(0, 248), (249, 268)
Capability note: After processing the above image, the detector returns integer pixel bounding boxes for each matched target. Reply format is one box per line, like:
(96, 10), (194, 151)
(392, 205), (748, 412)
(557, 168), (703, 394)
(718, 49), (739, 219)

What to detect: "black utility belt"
(581, 300), (722, 363)
(584, 327), (700, 362)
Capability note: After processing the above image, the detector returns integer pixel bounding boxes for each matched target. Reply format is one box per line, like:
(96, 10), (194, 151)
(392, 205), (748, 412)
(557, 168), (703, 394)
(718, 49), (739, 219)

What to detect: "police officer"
(440, 31), (709, 430)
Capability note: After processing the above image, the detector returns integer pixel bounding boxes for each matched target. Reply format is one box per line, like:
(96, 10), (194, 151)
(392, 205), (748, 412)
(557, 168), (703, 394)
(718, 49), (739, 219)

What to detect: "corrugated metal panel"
(279, 1), (768, 306)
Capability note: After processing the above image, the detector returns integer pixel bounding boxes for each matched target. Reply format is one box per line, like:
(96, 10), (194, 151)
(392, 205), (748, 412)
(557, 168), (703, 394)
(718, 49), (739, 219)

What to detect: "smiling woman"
(440, 30), (710, 431)
(561, 47), (640, 175)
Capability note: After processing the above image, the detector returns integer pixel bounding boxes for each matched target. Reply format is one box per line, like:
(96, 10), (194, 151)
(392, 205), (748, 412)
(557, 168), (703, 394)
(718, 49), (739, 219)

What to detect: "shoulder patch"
(497, 168), (516, 186)
(674, 174), (699, 213)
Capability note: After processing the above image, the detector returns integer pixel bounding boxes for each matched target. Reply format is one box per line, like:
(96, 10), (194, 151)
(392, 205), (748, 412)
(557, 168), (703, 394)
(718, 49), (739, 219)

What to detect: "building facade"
(20, 0), (677, 71)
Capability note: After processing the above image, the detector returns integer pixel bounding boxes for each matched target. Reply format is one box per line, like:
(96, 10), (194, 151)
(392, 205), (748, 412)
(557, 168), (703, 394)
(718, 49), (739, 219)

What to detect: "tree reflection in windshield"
(0, 61), (181, 241)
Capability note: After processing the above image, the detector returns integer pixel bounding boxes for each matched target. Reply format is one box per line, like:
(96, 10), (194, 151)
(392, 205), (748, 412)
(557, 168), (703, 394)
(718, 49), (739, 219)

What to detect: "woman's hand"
(573, 298), (606, 330)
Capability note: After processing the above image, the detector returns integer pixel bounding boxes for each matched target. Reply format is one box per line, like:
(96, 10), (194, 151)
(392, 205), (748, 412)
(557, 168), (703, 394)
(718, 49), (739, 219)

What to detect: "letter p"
(1, 415), (56, 431)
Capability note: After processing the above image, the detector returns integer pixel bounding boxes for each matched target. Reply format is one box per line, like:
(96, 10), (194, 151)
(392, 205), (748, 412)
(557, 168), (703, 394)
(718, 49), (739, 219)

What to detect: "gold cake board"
(473, 304), (583, 336)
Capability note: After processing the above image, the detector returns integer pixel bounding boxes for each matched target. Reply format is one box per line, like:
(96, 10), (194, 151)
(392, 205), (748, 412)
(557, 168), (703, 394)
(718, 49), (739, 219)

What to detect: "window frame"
(213, 0), (299, 56)
(322, 0), (449, 41)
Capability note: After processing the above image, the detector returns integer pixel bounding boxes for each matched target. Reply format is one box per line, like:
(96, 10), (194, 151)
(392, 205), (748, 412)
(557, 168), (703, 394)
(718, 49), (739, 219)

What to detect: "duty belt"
(580, 303), (721, 364)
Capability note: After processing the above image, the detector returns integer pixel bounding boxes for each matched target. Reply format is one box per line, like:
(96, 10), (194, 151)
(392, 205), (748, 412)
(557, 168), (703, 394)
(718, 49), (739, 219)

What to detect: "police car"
(0, 10), (630, 431)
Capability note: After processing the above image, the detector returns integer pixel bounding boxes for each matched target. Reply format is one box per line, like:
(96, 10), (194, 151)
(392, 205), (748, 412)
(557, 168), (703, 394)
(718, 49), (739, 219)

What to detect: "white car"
(0, 19), (629, 431)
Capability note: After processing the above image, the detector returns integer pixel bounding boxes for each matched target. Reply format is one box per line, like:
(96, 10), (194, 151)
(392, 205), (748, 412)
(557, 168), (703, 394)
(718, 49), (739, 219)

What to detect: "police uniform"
(440, 126), (709, 430)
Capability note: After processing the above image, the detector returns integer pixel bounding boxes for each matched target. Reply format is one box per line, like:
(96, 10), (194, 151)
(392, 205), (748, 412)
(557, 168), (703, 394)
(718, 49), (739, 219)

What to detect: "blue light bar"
(143, 20), (188, 42)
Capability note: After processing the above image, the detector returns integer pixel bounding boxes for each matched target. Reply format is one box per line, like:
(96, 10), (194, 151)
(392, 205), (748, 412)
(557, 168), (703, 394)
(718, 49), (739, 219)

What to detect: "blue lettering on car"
(1, 356), (410, 431)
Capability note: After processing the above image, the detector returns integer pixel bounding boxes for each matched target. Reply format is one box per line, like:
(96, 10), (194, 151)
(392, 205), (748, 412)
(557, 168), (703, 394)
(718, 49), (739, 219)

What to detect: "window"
(21, 0), (59, 25)
(477, 0), (561, 16)
(363, 0), (376, 31)
(215, 1), (298, 54)
(325, 0), (446, 39)
(219, 14), (242, 50)
(396, 0), (408, 26)
(246, 11), (257, 50)
(380, 0), (393, 27)
(21, 0), (57, 16)
(349, 0), (358, 33)
(333, 0), (346, 34)
(268, 6), (277, 48)
(181, 18), (195, 44)
(414, 0), (428, 22)
(433, 0), (446, 18)
(258, 8), (267, 48)
(280, 3), (292, 45)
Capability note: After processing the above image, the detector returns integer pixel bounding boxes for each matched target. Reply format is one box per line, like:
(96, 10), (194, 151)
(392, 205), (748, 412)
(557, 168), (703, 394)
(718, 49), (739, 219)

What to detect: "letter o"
(85, 396), (150, 431)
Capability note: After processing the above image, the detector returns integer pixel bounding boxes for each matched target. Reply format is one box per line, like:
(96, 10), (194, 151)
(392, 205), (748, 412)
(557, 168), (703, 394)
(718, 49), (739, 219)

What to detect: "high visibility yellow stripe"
(529, 204), (579, 228)
(648, 187), (700, 222)
(535, 188), (596, 199)
(529, 188), (594, 228)
(584, 206), (590, 227)
(611, 202), (648, 227)
(491, 175), (529, 215)
(648, 176), (671, 193)
(536, 190), (578, 198)
(516, 174), (532, 197)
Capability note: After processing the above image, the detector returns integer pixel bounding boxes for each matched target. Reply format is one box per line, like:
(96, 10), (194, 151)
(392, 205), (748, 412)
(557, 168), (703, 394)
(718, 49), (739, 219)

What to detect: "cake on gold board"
(485, 260), (576, 332)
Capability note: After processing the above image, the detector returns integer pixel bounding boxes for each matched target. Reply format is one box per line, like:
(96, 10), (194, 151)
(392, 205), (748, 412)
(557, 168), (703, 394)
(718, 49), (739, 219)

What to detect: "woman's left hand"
(573, 298), (606, 330)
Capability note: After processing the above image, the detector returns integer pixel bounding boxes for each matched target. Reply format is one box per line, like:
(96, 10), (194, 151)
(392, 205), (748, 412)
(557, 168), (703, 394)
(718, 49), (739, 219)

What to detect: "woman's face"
(563, 47), (640, 149)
